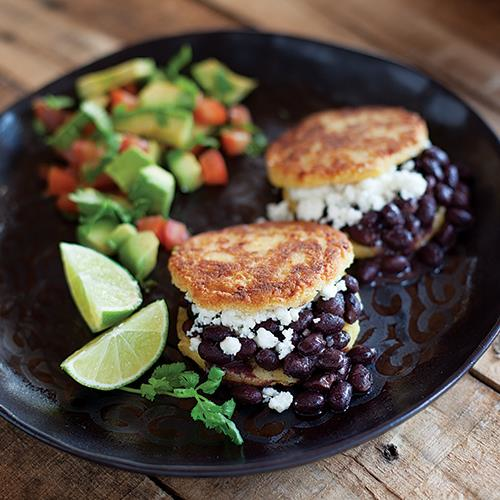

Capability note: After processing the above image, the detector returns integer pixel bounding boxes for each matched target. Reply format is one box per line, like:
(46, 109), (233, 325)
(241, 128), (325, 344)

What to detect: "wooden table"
(1, 1), (499, 498)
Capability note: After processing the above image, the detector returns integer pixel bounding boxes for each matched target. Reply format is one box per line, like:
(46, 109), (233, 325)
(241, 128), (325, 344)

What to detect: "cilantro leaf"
(42, 95), (75, 110)
(151, 362), (186, 379)
(197, 366), (224, 395)
(213, 69), (235, 103)
(32, 118), (47, 136)
(165, 45), (192, 80)
(245, 130), (268, 157)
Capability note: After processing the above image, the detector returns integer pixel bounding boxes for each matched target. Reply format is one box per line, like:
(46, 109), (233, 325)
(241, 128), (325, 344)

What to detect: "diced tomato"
(46, 167), (78, 196)
(199, 149), (228, 185)
(32, 99), (70, 133)
(161, 219), (190, 250)
(228, 104), (252, 127)
(193, 97), (227, 126)
(90, 173), (117, 191)
(136, 216), (166, 242)
(56, 194), (78, 214)
(119, 134), (150, 154)
(62, 139), (104, 168)
(220, 129), (251, 156)
(110, 89), (138, 111)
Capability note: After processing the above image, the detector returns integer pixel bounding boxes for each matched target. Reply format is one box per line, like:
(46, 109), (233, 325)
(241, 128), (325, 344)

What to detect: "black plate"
(0, 31), (499, 477)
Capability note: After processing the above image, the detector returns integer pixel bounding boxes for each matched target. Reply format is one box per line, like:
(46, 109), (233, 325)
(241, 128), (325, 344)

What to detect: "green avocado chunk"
(76, 58), (156, 99)
(166, 150), (203, 193)
(129, 165), (176, 218)
(113, 109), (193, 148)
(105, 147), (153, 193)
(77, 219), (118, 255)
(107, 223), (138, 252)
(118, 231), (159, 281)
(139, 80), (195, 109)
(191, 58), (257, 105)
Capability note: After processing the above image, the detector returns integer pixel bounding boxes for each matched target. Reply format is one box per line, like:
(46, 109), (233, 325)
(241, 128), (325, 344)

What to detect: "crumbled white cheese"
(320, 278), (347, 299)
(312, 318), (320, 324)
(275, 328), (295, 359)
(219, 337), (241, 355)
(255, 328), (279, 349)
(267, 163), (427, 229)
(266, 200), (294, 221)
(189, 336), (201, 352)
(262, 387), (293, 413)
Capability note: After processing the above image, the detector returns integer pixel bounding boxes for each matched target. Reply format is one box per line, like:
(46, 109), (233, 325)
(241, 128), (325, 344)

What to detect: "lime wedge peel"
(61, 300), (168, 390)
(60, 242), (143, 333)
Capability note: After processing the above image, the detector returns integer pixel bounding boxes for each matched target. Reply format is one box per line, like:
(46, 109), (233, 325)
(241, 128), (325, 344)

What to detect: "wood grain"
(472, 338), (500, 392)
(0, 419), (171, 500)
(160, 374), (500, 499)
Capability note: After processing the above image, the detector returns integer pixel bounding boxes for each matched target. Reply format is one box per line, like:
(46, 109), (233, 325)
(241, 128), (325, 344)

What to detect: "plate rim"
(0, 29), (499, 477)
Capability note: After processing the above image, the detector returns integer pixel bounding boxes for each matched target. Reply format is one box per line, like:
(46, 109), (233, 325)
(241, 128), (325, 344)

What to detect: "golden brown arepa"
(266, 106), (429, 189)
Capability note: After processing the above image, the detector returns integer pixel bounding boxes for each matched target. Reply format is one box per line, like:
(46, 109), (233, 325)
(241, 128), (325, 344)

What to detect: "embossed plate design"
(0, 32), (499, 476)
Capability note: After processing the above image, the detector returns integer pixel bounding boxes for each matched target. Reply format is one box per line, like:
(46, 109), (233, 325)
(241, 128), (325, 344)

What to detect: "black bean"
(381, 255), (410, 275)
(435, 223), (456, 248)
(447, 208), (473, 227)
(349, 364), (373, 393)
(444, 164), (459, 188)
(290, 309), (314, 333)
(344, 292), (362, 324)
(423, 146), (449, 165)
(344, 274), (359, 293)
(328, 380), (353, 412)
(314, 294), (345, 316)
(420, 157), (445, 180)
(355, 259), (379, 284)
(236, 338), (257, 360)
(317, 348), (347, 370)
(418, 242), (444, 267)
(182, 318), (193, 333)
(381, 203), (404, 227)
(451, 190), (469, 208)
(303, 372), (338, 392)
(336, 356), (352, 380)
(348, 345), (377, 365)
(202, 325), (233, 342)
(256, 318), (280, 335)
(405, 214), (422, 235)
(231, 385), (262, 405)
(382, 226), (413, 250)
(325, 330), (350, 350)
(396, 198), (418, 215)
(347, 224), (380, 246)
(255, 349), (280, 371)
(416, 195), (437, 227)
(293, 391), (325, 416)
(283, 353), (315, 379)
(435, 182), (454, 206)
(198, 341), (232, 365)
(314, 313), (345, 334)
(360, 211), (379, 227)
(425, 175), (437, 193)
(298, 333), (326, 355)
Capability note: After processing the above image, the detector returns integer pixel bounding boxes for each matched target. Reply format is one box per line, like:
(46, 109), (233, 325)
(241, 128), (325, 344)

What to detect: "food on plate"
(266, 107), (473, 282)
(32, 46), (267, 280)
(169, 221), (375, 416)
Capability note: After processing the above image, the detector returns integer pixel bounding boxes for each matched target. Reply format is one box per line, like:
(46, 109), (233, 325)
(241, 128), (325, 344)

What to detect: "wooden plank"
(159, 375), (499, 499)
(0, 419), (171, 500)
(471, 338), (500, 392)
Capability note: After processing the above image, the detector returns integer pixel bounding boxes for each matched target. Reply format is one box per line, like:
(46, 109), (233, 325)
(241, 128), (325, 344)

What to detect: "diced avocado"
(139, 80), (194, 108)
(114, 109), (193, 148)
(167, 150), (203, 193)
(70, 188), (133, 223)
(191, 58), (257, 105)
(47, 111), (89, 150)
(105, 147), (153, 193)
(76, 58), (156, 99)
(145, 140), (161, 163)
(86, 94), (110, 108)
(77, 219), (118, 255)
(130, 165), (175, 217)
(118, 231), (159, 281)
(107, 223), (137, 252)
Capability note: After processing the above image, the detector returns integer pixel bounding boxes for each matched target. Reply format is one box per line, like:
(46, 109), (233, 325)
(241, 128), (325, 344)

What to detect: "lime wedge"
(60, 242), (142, 333)
(61, 300), (168, 390)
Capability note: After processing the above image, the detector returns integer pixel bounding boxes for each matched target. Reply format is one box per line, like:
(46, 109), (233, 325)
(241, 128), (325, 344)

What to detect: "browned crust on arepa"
(266, 106), (429, 188)
(169, 221), (353, 312)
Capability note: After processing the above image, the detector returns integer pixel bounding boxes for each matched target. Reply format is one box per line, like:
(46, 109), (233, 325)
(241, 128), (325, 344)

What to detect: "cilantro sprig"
(122, 363), (243, 445)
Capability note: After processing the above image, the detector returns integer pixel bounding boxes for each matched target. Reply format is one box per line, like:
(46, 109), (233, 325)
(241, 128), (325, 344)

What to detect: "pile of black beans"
(194, 274), (377, 416)
(346, 146), (472, 283)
